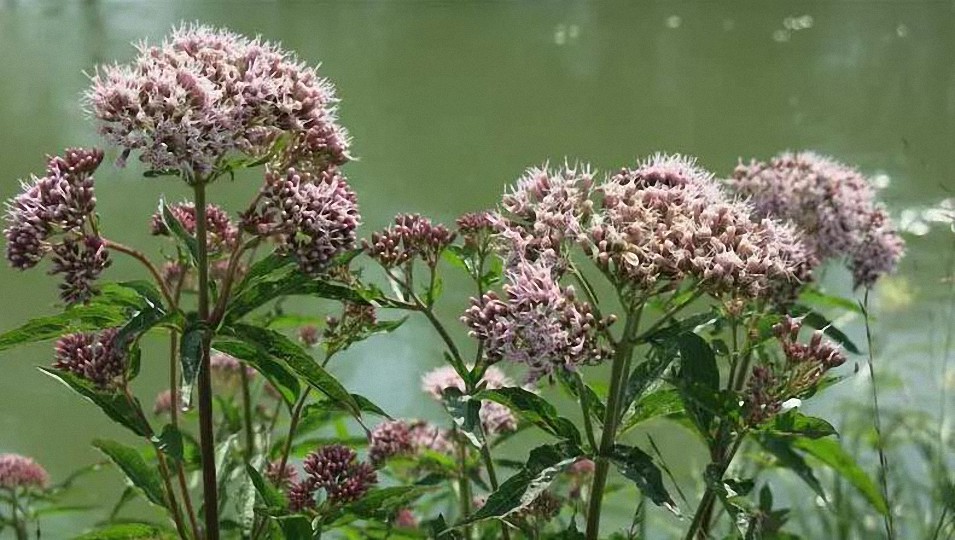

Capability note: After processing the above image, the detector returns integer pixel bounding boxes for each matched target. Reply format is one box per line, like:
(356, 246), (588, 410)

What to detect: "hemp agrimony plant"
(1, 24), (906, 540)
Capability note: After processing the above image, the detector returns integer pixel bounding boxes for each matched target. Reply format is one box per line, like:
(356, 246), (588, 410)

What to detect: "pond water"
(0, 1), (952, 537)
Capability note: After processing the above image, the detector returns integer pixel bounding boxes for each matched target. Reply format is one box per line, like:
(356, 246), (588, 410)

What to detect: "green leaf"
(227, 323), (361, 418)
(618, 389), (685, 435)
(620, 347), (680, 418)
(764, 411), (837, 439)
(74, 522), (176, 539)
(39, 368), (151, 437)
(246, 464), (287, 509)
(276, 516), (314, 539)
(212, 338), (301, 410)
(92, 439), (167, 509)
(0, 303), (129, 351)
(791, 436), (888, 515)
(152, 424), (184, 464)
(757, 433), (826, 502)
(456, 442), (583, 526)
(609, 444), (679, 514)
(441, 387), (484, 448)
(557, 370), (605, 427)
(225, 261), (366, 323)
(799, 288), (864, 315)
(790, 305), (861, 355)
(343, 486), (430, 519)
(159, 198), (199, 264)
(179, 315), (205, 410)
(675, 332), (720, 435)
(475, 387), (581, 445)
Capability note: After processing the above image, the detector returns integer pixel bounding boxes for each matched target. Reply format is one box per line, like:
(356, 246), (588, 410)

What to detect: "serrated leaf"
(456, 442), (583, 526)
(441, 387), (484, 448)
(92, 439), (167, 509)
(675, 332), (720, 436)
(475, 387), (581, 445)
(618, 389), (685, 435)
(0, 303), (129, 351)
(152, 424), (184, 464)
(343, 486), (430, 519)
(246, 464), (287, 509)
(39, 368), (151, 437)
(179, 315), (205, 410)
(609, 444), (678, 514)
(620, 347), (679, 419)
(227, 323), (361, 418)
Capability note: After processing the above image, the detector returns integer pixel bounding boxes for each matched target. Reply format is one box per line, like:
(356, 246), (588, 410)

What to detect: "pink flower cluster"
(87, 24), (349, 176)
(287, 444), (377, 510)
(150, 202), (238, 252)
(463, 259), (611, 381)
(53, 328), (127, 389)
(0, 454), (49, 490)
(368, 420), (415, 465)
(589, 154), (812, 299)
(247, 167), (360, 275)
(4, 148), (111, 304)
(421, 365), (518, 435)
(365, 214), (456, 268)
(731, 151), (904, 288)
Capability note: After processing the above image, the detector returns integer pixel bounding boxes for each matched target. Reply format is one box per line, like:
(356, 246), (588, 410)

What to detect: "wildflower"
(731, 151), (904, 288)
(368, 420), (415, 465)
(210, 351), (255, 387)
(265, 461), (298, 488)
(0, 454), (49, 490)
(502, 163), (594, 244)
(288, 444), (377, 509)
(153, 390), (174, 416)
(394, 508), (418, 529)
(456, 211), (495, 251)
(743, 365), (782, 425)
(298, 325), (320, 348)
(463, 259), (612, 381)
(87, 24), (349, 176)
(248, 167), (360, 275)
(364, 214), (455, 268)
(568, 457), (595, 499)
(150, 202), (238, 252)
(408, 420), (454, 454)
(420, 366), (518, 435)
(4, 148), (110, 304)
(588, 154), (812, 300)
(53, 328), (126, 389)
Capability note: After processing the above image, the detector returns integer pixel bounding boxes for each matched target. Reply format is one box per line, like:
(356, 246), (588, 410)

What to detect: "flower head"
(248, 167), (360, 275)
(588, 154), (813, 300)
(210, 351), (255, 387)
(408, 420), (453, 454)
(4, 148), (109, 303)
(368, 420), (415, 465)
(394, 508), (418, 529)
(87, 24), (349, 175)
(265, 461), (298, 488)
(364, 214), (455, 268)
(0, 454), (49, 490)
(463, 259), (612, 381)
(53, 328), (127, 389)
(154, 389), (174, 415)
(731, 151), (904, 288)
(288, 444), (376, 509)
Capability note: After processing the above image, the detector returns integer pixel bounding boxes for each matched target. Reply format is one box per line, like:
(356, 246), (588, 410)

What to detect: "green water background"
(0, 1), (953, 537)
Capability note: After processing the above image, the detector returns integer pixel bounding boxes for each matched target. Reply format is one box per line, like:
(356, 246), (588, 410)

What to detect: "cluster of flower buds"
(53, 328), (127, 389)
(0, 453), (49, 490)
(567, 457), (595, 499)
(150, 202), (238, 253)
(87, 24), (349, 176)
(587, 154), (813, 301)
(323, 302), (377, 354)
(463, 259), (613, 381)
(247, 167), (360, 275)
(265, 461), (298, 488)
(393, 508), (418, 529)
(744, 316), (847, 425)
(408, 420), (454, 454)
(456, 211), (495, 251)
(364, 213), (455, 268)
(4, 148), (110, 304)
(421, 366), (518, 436)
(368, 420), (415, 465)
(731, 151), (904, 289)
(209, 351), (256, 388)
(287, 445), (377, 510)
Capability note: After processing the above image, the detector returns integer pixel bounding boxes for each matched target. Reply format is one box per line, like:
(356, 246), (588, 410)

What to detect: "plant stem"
(632, 289), (704, 344)
(278, 391), (310, 479)
(194, 181), (220, 540)
(682, 435), (745, 540)
(10, 490), (27, 540)
(456, 436), (473, 540)
(103, 239), (175, 307)
(586, 304), (642, 540)
(862, 289), (895, 540)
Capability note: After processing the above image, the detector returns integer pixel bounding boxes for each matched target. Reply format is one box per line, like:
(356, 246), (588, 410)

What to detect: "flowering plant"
(1, 25), (906, 540)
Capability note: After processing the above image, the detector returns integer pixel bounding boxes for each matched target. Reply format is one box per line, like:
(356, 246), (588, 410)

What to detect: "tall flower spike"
(0, 454), (49, 490)
(463, 259), (612, 381)
(249, 167), (360, 275)
(588, 153), (813, 300)
(53, 328), (127, 389)
(731, 151), (904, 288)
(87, 24), (349, 175)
